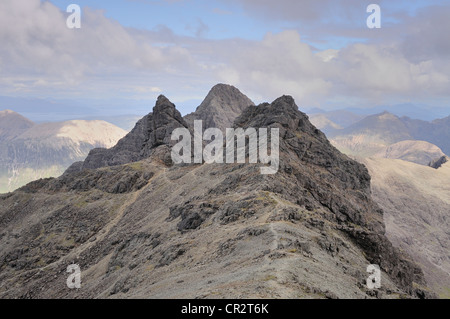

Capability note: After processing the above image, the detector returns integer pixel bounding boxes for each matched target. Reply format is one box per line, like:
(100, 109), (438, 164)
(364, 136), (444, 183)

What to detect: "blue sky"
(0, 0), (449, 121)
(48, 0), (443, 48)
(51, 0), (254, 39)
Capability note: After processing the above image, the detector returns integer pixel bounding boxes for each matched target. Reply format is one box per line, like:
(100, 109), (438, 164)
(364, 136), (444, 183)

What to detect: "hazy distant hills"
(308, 103), (449, 123)
(332, 111), (413, 143)
(309, 113), (343, 132)
(348, 103), (449, 122)
(309, 111), (364, 135)
(75, 115), (143, 132)
(0, 110), (127, 193)
(323, 111), (449, 164)
(0, 110), (35, 141)
(402, 115), (450, 156)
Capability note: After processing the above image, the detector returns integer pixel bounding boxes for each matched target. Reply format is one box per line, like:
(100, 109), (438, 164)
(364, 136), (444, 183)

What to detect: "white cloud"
(0, 0), (449, 111)
(212, 28), (450, 107)
(316, 49), (339, 62)
(0, 0), (198, 95)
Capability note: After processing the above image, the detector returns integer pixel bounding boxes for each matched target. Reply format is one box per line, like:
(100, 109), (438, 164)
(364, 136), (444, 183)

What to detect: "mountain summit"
(0, 86), (435, 299)
(184, 84), (255, 131)
(0, 109), (35, 141)
(78, 95), (188, 170)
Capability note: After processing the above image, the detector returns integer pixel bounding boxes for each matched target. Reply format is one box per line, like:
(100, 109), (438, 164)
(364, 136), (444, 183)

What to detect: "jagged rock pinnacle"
(78, 95), (187, 170)
(155, 95), (173, 109)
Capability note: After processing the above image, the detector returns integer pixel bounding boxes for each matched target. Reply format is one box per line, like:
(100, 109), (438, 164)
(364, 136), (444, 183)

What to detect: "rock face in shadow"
(428, 156), (449, 169)
(184, 83), (255, 131)
(0, 86), (437, 299)
(77, 95), (188, 170)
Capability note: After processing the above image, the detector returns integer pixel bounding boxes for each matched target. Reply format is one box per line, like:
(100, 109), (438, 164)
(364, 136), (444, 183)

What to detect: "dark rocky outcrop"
(77, 95), (188, 171)
(428, 155), (448, 169)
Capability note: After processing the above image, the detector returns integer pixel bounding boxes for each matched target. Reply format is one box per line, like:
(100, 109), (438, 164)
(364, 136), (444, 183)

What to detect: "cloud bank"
(0, 0), (449, 112)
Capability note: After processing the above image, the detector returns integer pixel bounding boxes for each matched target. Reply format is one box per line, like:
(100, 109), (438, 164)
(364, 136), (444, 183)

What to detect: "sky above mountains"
(0, 0), (449, 120)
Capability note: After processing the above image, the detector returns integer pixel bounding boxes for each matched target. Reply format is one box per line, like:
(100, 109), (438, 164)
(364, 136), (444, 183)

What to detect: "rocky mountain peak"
(184, 83), (255, 131)
(234, 95), (313, 136)
(152, 95), (186, 146)
(271, 95), (296, 108)
(154, 95), (176, 114)
(154, 95), (185, 125)
(77, 95), (187, 170)
(206, 83), (245, 99)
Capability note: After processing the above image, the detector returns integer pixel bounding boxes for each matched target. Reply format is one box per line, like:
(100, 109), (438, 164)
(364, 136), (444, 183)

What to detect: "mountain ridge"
(0, 87), (435, 298)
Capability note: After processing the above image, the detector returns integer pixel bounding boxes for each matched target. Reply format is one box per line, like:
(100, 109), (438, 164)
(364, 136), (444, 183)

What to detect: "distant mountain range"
(309, 111), (364, 134)
(307, 103), (450, 122)
(0, 110), (126, 193)
(74, 115), (143, 131)
(311, 111), (450, 165)
(402, 115), (450, 156)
